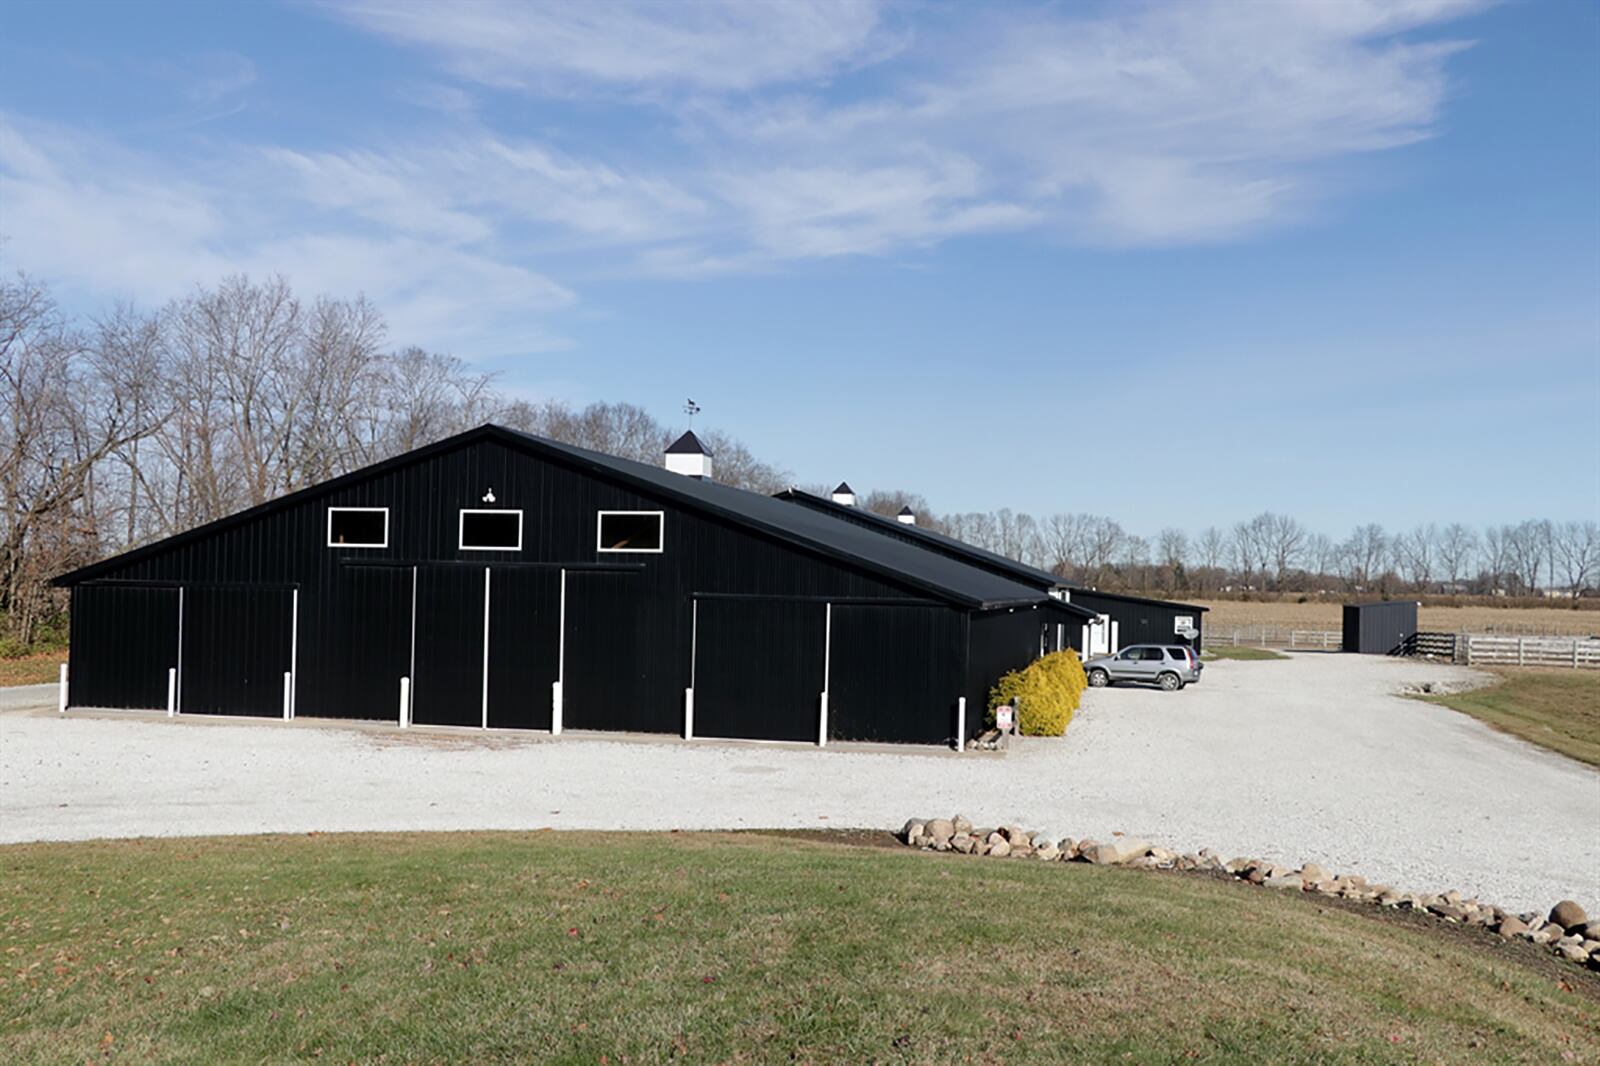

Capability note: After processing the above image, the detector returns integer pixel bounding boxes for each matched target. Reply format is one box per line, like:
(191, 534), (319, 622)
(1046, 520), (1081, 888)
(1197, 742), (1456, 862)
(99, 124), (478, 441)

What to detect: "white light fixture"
(482, 488), (496, 503)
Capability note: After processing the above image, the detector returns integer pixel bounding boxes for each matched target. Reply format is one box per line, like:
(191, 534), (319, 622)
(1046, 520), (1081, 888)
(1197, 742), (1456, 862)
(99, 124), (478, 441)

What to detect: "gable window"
(459, 509), (523, 551)
(327, 507), (388, 548)
(597, 511), (663, 553)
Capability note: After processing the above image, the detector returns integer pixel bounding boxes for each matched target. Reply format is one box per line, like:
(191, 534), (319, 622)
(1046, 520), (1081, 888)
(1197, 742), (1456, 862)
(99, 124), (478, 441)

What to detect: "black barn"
(773, 489), (1206, 655)
(55, 425), (1084, 746)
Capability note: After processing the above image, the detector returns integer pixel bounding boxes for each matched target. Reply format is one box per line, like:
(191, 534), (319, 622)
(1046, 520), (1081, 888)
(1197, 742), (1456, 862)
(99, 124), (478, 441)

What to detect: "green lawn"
(3, 832), (1596, 1063)
(1422, 667), (1600, 767)
(1202, 645), (1289, 661)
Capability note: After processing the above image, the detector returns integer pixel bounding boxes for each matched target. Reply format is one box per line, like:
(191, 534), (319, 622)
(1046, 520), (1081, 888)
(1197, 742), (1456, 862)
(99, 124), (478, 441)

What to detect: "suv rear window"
(1166, 647), (1191, 660)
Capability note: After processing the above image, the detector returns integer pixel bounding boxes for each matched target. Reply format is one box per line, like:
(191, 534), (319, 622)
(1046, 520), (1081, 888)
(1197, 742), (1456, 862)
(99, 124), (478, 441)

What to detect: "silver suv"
(1084, 645), (1201, 691)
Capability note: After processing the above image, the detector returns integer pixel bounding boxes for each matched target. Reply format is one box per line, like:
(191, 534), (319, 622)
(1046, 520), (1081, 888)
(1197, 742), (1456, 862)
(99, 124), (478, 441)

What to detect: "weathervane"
(683, 398), (701, 428)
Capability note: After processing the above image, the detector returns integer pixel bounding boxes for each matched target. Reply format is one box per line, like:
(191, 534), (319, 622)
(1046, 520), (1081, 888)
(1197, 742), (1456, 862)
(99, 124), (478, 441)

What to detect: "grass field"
(1420, 668), (1600, 767)
(1201, 646), (1289, 662)
(3, 832), (1596, 1063)
(1197, 600), (1600, 636)
(0, 652), (63, 688)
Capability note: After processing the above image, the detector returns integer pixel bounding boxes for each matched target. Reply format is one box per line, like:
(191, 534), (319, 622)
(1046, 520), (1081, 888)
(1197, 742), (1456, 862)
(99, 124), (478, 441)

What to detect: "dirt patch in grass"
(1420, 667), (1600, 767)
(3, 831), (1597, 1064)
(0, 652), (63, 688)
(1203, 645), (1289, 661)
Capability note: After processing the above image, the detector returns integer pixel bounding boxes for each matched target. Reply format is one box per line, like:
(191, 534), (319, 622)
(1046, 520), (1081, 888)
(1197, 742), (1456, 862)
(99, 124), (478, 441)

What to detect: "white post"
(956, 696), (966, 752)
(166, 667), (176, 717)
(1518, 637), (1525, 666)
(281, 672), (292, 721)
(399, 676), (411, 727)
(818, 602), (832, 747)
(289, 588), (299, 719)
(481, 567), (491, 730)
(684, 687), (695, 740)
(551, 681), (563, 736)
(1574, 638), (1580, 669)
(57, 663), (67, 714)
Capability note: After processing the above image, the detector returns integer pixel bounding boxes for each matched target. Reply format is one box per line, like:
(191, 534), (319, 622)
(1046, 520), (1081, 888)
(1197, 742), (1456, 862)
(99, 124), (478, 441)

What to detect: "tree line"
(852, 490), (1597, 603)
(3, 269), (1593, 649)
(0, 272), (787, 647)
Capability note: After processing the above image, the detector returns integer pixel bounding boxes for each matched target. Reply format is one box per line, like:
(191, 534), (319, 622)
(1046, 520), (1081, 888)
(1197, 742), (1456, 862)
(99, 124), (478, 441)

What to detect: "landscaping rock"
(952, 814), (973, 835)
(1224, 857), (1252, 874)
(988, 839), (1011, 858)
(1036, 846), (1060, 861)
(926, 819), (955, 847)
(1558, 940), (1590, 964)
(1004, 825), (1028, 844)
(1084, 838), (1149, 865)
(1263, 873), (1303, 890)
(901, 819), (925, 844)
(1495, 916), (1529, 938)
(1550, 900), (1588, 932)
(1300, 863), (1328, 885)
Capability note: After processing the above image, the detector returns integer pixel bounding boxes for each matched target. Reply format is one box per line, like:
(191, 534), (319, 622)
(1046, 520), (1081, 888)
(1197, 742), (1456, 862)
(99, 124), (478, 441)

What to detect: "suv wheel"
(1158, 671), (1182, 691)
(1088, 668), (1110, 688)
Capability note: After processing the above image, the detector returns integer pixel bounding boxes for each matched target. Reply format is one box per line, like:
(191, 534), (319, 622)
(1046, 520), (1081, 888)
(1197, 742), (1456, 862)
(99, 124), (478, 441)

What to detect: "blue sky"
(2, 0), (1596, 536)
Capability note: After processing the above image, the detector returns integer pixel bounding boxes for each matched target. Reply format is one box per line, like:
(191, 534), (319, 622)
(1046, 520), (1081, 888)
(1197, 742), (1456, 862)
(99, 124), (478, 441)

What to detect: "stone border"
(902, 816), (1600, 972)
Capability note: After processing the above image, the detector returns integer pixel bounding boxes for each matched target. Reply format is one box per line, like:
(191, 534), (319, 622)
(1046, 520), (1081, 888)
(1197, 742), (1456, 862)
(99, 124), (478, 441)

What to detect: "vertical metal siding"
(67, 438), (967, 742)
(179, 586), (293, 716)
(1066, 591), (1204, 653)
(68, 584), (179, 709)
(1342, 601), (1417, 655)
(828, 603), (965, 744)
(964, 606), (1051, 724)
(693, 598), (826, 742)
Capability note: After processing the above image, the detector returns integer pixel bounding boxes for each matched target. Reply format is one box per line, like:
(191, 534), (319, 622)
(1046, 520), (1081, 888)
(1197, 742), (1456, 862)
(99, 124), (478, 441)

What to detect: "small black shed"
(1342, 601), (1419, 655)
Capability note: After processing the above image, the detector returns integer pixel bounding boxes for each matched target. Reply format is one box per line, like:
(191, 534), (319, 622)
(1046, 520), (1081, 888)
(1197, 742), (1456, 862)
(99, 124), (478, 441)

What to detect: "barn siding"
(67, 437), (960, 740)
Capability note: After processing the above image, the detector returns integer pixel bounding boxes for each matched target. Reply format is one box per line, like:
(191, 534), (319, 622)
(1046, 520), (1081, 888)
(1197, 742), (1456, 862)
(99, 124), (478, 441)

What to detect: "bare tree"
(1394, 524), (1437, 591)
(1342, 523), (1387, 590)
(1553, 520), (1600, 593)
(1437, 523), (1478, 591)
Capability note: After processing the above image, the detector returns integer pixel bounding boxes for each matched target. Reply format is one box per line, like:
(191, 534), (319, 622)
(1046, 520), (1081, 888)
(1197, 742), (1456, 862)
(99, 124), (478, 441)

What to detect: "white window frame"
(326, 506), (389, 548)
(596, 510), (665, 554)
(458, 508), (524, 552)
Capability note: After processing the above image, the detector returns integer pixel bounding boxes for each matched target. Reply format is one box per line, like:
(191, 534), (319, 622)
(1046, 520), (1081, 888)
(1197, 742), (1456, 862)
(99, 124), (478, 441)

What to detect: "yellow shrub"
(987, 649), (1088, 737)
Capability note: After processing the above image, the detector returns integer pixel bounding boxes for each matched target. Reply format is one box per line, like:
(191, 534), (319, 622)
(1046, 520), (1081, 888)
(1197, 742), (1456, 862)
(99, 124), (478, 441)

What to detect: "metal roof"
(772, 488), (1205, 616)
(776, 487), (1068, 589)
(58, 424), (1056, 611)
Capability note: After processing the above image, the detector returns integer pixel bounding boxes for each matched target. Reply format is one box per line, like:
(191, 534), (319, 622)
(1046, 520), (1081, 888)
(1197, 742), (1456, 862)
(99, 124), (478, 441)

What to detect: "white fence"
(1205, 626), (1342, 650)
(1459, 635), (1600, 669)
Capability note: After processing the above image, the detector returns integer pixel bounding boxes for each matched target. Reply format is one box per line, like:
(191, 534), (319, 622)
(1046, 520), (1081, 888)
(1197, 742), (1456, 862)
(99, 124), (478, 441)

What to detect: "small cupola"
(831, 482), (856, 507)
(897, 506), (916, 525)
(665, 430), (713, 480)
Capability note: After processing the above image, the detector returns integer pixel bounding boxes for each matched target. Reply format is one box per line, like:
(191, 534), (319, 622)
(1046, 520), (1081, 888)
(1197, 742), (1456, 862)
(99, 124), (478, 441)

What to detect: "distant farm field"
(1196, 600), (1600, 636)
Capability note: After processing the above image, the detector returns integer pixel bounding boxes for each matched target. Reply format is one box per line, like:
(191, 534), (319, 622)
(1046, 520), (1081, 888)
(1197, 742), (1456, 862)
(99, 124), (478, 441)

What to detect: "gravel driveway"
(3, 654), (1596, 911)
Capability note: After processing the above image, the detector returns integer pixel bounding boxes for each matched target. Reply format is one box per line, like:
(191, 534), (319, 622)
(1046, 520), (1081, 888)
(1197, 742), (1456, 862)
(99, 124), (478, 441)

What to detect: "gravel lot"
(3, 654), (1596, 911)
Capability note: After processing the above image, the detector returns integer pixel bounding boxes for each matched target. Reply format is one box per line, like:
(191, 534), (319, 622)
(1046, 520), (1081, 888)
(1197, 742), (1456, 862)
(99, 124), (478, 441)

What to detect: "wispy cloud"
(324, 0), (895, 93)
(1, 0), (1488, 355)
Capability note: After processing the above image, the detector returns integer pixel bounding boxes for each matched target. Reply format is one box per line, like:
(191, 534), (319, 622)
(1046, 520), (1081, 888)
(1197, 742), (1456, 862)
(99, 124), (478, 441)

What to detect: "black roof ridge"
(833, 481), (854, 494)
(775, 486), (1066, 588)
(60, 424), (1053, 611)
(1066, 587), (1210, 613)
(772, 487), (1209, 614)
